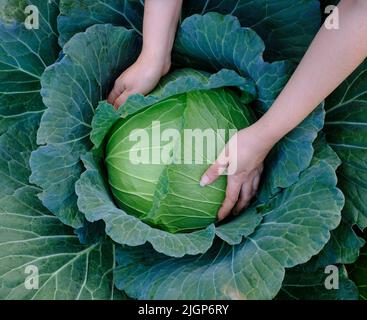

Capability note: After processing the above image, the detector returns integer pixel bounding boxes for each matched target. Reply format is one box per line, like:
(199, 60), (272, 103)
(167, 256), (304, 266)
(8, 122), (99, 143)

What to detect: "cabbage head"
(106, 89), (254, 233)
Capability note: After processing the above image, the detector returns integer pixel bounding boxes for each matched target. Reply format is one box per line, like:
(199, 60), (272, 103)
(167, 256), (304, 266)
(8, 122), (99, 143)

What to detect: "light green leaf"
(114, 140), (343, 299)
(29, 24), (140, 228)
(182, 0), (321, 63)
(0, 116), (123, 300)
(90, 102), (120, 150)
(122, 68), (256, 114)
(0, 0), (60, 133)
(325, 60), (367, 230)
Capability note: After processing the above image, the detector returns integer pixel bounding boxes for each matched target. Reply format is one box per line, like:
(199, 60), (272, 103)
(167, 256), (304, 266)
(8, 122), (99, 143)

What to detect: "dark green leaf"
(30, 24), (140, 228)
(0, 116), (123, 300)
(349, 244), (367, 300)
(325, 61), (367, 230)
(58, 0), (143, 45)
(278, 266), (359, 300)
(183, 0), (321, 63)
(0, 0), (60, 133)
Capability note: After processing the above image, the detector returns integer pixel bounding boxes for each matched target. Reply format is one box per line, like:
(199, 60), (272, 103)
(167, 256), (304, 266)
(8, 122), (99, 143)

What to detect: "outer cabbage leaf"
(296, 135), (365, 269)
(57, 0), (143, 46)
(173, 13), (324, 201)
(307, 221), (365, 269)
(0, 0), (60, 133)
(182, 0), (321, 63)
(0, 116), (123, 300)
(29, 24), (140, 228)
(349, 244), (367, 300)
(277, 266), (359, 300)
(114, 138), (343, 299)
(325, 60), (367, 230)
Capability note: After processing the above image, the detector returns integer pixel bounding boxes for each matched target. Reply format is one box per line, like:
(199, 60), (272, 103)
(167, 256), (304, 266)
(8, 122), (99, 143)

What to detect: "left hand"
(200, 125), (274, 221)
(107, 51), (171, 109)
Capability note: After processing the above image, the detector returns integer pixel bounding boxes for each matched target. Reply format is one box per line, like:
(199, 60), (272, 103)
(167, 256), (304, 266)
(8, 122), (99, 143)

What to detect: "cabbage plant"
(0, 0), (366, 300)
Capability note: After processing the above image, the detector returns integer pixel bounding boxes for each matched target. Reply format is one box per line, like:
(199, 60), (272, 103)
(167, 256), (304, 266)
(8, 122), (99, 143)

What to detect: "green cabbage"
(106, 89), (254, 233)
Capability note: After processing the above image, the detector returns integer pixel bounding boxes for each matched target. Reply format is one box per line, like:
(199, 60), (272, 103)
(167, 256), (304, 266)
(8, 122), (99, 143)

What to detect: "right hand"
(108, 52), (171, 109)
(200, 125), (274, 221)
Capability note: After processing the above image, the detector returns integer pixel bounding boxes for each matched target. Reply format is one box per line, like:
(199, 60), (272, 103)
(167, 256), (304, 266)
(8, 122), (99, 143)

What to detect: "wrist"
(248, 119), (282, 151)
(139, 47), (171, 76)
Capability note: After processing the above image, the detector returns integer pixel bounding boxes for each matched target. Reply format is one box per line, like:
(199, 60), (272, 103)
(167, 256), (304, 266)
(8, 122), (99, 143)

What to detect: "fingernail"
(200, 175), (210, 187)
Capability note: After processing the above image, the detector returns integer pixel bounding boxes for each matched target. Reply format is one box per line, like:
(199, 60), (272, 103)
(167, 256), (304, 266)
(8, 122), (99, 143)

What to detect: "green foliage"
(277, 266), (359, 300)
(0, 0), (59, 133)
(325, 61), (367, 230)
(0, 116), (123, 299)
(349, 242), (367, 300)
(0, 0), (365, 300)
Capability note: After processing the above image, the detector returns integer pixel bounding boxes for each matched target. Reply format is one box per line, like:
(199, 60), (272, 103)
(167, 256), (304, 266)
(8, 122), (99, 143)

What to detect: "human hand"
(107, 51), (171, 109)
(200, 125), (274, 221)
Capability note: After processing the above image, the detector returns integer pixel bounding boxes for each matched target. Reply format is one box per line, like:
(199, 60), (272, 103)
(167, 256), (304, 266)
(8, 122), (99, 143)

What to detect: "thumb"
(200, 152), (229, 187)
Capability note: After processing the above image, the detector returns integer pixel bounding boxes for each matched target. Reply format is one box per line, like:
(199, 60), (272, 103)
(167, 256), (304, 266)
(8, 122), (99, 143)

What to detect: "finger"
(252, 173), (261, 194)
(114, 90), (132, 110)
(107, 81), (125, 105)
(200, 160), (228, 187)
(217, 177), (242, 221)
(233, 181), (254, 215)
(200, 147), (229, 187)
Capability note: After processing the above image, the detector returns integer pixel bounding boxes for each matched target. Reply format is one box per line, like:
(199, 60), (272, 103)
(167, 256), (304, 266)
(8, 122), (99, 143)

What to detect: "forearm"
(141, 0), (183, 64)
(255, 0), (367, 147)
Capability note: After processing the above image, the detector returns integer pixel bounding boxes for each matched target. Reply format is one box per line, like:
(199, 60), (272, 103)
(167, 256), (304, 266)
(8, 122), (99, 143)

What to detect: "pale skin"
(107, 0), (182, 108)
(108, 0), (367, 221)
